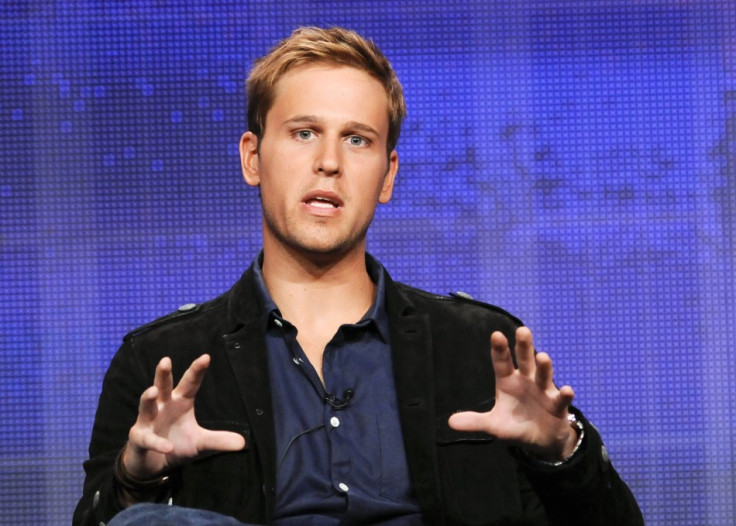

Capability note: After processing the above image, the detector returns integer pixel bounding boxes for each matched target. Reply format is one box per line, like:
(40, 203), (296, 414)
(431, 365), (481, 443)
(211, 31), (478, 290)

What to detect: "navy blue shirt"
(252, 254), (424, 525)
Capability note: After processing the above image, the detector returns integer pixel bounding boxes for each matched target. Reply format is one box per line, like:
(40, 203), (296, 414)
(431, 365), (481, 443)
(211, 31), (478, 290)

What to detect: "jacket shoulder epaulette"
(448, 291), (524, 326)
(123, 302), (203, 342)
(394, 281), (454, 302)
(122, 287), (234, 342)
(396, 282), (524, 326)
(122, 291), (230, 343)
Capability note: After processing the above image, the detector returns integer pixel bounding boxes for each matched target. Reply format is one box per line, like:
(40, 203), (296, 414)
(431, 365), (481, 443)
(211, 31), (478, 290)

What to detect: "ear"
(240, 131), (260, 187)
(378, 150), (399, 204)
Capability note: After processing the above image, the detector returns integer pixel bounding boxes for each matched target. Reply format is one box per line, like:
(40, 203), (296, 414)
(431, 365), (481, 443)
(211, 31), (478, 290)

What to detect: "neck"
(261, 243), (376, 327)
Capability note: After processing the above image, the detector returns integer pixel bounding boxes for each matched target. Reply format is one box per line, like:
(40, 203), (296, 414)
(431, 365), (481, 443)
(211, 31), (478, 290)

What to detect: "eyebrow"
(283, 115), (380, 137)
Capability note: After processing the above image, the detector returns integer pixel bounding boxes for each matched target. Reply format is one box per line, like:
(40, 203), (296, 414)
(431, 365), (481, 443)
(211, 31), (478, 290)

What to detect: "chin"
(289, 235), (365, 260)
(265, 219), (370, 260)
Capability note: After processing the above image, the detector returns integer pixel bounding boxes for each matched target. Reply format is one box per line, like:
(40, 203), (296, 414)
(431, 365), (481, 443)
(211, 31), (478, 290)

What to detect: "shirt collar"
(251, 251), (390, 342)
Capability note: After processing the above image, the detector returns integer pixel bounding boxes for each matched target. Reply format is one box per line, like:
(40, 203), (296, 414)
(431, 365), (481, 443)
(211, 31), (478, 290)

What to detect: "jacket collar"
(228, 259), (266, 326)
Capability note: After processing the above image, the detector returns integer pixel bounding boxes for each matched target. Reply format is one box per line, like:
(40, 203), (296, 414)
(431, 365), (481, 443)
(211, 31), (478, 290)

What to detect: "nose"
(313, 137), (342, 176)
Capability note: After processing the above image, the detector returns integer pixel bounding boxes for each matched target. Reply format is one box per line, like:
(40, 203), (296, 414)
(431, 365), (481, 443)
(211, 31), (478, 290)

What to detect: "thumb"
(198, 429), (247, 452)
(448, 411), (493, 434)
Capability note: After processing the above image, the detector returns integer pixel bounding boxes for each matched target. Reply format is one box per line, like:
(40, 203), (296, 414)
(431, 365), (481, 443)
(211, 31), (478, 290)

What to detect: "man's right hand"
(122, 354), (246, 480)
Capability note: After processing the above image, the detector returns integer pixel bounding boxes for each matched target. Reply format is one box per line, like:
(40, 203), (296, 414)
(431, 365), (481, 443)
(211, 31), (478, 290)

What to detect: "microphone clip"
(324, 388), (354, 410)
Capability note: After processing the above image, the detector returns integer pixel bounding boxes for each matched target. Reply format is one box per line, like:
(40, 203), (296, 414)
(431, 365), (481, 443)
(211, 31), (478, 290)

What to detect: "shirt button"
(338, 482), (349, 492)
(330, 416), (340, 428)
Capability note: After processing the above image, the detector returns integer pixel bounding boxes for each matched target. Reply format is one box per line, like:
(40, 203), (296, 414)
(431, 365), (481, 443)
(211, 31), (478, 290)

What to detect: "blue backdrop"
(1, 1), (734, 524)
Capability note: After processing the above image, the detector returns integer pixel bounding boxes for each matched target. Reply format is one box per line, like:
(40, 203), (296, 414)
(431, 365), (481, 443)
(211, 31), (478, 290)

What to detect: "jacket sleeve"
(72, 340), (170, 526)
(442, 293), (644, 525)
(515, 407), (644, 526)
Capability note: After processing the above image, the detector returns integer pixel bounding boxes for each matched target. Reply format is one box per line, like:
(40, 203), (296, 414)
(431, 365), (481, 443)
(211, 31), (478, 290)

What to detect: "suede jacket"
(74, 266), (644, 526)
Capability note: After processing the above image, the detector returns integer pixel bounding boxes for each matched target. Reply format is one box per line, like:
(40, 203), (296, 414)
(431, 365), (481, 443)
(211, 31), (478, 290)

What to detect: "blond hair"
(246, 26), (406, 153)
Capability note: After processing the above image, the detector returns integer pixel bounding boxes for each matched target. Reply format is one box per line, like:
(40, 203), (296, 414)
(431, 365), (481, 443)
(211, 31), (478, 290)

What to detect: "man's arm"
(122, 354), (245, 483)
(449, 327), (644, 525)
(449, 328), (577, 459)
(74, 351), (245, 526)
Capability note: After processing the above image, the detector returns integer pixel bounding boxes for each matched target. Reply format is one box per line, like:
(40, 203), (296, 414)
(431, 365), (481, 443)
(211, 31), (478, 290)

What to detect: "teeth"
(309, 197), (337, 208)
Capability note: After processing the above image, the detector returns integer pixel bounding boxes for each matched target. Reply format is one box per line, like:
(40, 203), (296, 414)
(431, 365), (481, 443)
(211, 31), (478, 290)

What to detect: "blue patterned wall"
(1, 1), (734, 523)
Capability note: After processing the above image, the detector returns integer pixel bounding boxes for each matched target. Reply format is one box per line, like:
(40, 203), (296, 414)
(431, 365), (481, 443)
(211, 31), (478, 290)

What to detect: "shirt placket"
(322, 333), (352, 500)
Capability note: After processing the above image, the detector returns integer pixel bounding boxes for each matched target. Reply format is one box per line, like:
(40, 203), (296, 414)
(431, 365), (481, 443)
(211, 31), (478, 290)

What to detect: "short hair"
(246, 26), (406, 153)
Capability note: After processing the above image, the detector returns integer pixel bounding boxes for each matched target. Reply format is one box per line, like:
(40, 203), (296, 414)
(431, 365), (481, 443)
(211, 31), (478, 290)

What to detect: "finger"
(138, 385), (160, 424)
(174, 354), (211, 400)
(490, 331), (515, 378)
(557, 385), (575, 411)
(534, 352), (554, 391)
(198, 429), (247, 452)
(448, 411), (495, 435)
(515, 327), (535, 376)
(128, 426), (174, 455)
(154, 357), (173, 402)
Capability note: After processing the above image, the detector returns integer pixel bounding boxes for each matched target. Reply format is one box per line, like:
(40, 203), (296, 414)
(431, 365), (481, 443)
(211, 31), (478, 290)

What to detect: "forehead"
(267, 64), (390, 128)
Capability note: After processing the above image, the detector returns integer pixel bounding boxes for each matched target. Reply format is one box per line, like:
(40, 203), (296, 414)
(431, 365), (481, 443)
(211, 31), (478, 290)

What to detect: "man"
(74, 27), (643, 525)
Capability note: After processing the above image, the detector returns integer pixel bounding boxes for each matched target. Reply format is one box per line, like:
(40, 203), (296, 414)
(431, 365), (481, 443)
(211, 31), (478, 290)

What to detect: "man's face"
(240, 64), (398, 261)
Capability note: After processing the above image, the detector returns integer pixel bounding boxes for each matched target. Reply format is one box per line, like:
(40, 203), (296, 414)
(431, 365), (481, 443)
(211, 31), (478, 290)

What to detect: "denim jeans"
(107, 503), (253, 525)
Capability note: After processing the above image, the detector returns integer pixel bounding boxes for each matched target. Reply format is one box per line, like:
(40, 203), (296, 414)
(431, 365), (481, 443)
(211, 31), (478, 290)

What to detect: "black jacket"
(74, 265), (643, 525)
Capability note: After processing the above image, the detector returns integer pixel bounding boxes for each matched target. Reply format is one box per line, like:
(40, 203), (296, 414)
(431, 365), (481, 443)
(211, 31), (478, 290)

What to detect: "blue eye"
(348, 136), (366, 146)
(297, 130), (313, 140)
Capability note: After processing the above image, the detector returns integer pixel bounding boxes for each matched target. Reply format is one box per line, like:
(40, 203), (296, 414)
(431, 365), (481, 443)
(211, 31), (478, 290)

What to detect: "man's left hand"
(448, 327), (578, 461)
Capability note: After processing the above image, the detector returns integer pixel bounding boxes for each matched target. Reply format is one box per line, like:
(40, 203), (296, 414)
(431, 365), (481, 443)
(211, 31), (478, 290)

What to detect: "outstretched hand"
(448, 327), (578, 461)
(122, 354), (246, 480)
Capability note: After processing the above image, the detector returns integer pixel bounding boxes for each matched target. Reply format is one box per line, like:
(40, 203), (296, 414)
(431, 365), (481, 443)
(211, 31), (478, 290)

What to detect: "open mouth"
(306, 196), (340, 209)
(303, 191), (343, 210)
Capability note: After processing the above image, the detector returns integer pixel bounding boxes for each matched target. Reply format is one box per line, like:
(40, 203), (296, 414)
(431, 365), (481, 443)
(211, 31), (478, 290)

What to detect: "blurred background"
(1, 1), (734, 523)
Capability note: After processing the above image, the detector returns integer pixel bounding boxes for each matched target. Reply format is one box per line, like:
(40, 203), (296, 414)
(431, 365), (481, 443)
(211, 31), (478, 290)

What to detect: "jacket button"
(256, 408), (264, 416)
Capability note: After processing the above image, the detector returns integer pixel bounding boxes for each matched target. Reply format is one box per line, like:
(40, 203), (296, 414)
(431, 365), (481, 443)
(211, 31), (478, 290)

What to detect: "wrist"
(114, 445), (171, 505)
(525, 413), (585, 467)
(559, 416), (581, 458)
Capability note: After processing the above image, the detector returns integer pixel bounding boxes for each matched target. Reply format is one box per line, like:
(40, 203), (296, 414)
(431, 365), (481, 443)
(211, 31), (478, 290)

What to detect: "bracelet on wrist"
(113, 445), (171, 498)
(523, 412), (586, 467)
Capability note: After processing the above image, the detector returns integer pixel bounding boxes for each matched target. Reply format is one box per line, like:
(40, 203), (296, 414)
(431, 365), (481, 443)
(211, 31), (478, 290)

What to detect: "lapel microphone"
(324, 388), (354, 410)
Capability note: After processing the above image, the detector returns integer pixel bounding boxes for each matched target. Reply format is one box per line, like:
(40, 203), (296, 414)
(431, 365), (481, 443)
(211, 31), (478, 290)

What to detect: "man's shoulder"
(390, 281), (524, 327)
(123, 289), (232, 343)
